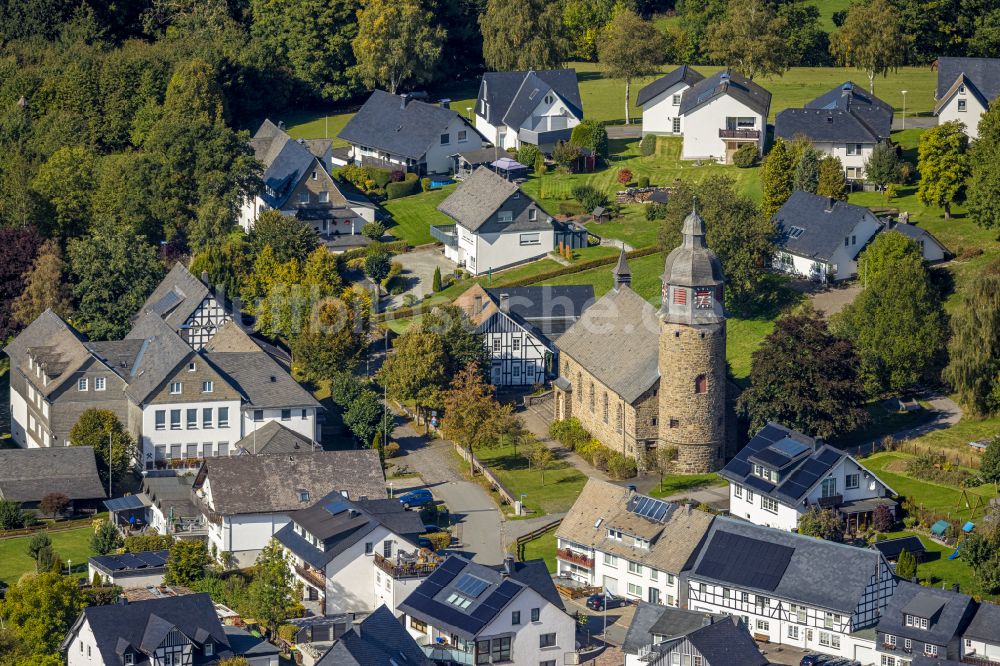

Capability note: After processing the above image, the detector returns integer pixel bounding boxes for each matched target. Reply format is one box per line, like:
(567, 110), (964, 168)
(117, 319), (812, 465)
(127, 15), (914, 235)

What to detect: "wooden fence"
(513, 518), (563, 562)
(453, 443), (518, 506)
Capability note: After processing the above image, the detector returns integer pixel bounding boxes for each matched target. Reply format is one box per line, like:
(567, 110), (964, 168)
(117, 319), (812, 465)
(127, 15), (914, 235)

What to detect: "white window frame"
(169, 382), (182, 395)
(94, 377), (106, 391)
(202, 380), (213, 393)
(78, 378), (88, 391)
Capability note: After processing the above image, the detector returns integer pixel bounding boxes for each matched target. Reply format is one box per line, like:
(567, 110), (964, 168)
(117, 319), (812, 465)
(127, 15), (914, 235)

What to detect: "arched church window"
(577, 372), (583, 403)
(603, 393), (609, 423)
(589, 383), (595, 412)
(695, 374), (708, 394)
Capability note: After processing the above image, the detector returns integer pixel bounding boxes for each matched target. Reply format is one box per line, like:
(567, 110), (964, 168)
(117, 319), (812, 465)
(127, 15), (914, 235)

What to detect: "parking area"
(561, 595), (637, 648)
(384, 246), (456, 309)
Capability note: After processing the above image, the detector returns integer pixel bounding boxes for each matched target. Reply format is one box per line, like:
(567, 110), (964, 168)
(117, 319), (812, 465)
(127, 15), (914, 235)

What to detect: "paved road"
(391, 417), (508, 565)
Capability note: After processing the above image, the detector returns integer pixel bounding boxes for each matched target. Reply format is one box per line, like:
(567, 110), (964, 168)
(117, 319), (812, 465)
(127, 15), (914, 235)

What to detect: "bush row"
(340, 239), (408, 261)
(386, 172), (420, 199)
(500, 246), (659, 288)
(549, 418), (637, 479)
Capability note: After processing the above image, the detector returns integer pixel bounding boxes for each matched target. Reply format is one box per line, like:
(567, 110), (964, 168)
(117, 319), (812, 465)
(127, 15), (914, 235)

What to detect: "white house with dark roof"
(686, 516), (897, 664)
(241, 119), (375, 248)
(890, 221), (950, 263)
(875, 580), (978, 665)
(637, 65), (706, 136)
(274, 490), (430, 615)
(962, 601), (1000, 663)
(935, 57), (1000, 139)
(339, 90), (483, 176)
(678, 68), (771, 163)
(475, 69), (583, 151)
(398, 554), (576, 666)
(772, 191), (883, 282)
(556, 479), (714, 607)
(192, 449), (386, 567)
(433, 167), (556, 275)
(775, 82), (894, 181)
(720, 422), (897, 532)
(315, 605), (430, 666)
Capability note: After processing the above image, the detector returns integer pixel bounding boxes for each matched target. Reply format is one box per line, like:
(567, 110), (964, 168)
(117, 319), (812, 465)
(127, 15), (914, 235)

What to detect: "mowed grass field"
(0, 524), (97, 585)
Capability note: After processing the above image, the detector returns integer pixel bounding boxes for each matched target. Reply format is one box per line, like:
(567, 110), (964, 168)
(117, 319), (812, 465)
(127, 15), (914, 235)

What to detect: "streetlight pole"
(901, 90), (908, 131)
(108, 431), (112, 498)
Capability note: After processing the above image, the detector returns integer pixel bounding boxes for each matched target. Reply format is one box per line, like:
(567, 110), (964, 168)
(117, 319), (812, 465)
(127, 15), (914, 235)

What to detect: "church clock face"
(694, 288), (713, 309)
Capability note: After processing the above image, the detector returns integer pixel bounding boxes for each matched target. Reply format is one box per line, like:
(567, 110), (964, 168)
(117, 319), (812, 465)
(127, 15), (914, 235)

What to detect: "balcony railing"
(430, 224), (458, 247)
(818, 494), (844, 508)
(556, 548), (594, 568)
(373, 553), (440, 579)
(719, 128), (760, 139)
(294, 565), (326, 590)
(419, 642), (475, 665)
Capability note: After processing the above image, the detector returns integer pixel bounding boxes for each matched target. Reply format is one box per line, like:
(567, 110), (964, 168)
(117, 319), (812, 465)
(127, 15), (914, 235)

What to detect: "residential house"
(555, 478), (714, 607)
(315, 605), (431, 666)
(686, 516), (897, 664)
(135, 263), (232, 351)
(87, 550), (169, 589)
(274, 490), (429, 615)
(678, 69), (771, 163)
(890, 222), (950, 263)
(233, 420), (322, 455)
(475, 69), (583, 151)
(452, 283), (594, 386)
(191, 450), (386, 566)
(772, 191), (883, 281)
(0, 446), (105, 511)
(622, 604), (767, 666)
(240, 119), (376, 246)
(433, 167), (559, 275)
(875, 580), (977, 665)
(398, 554), (576, 666)
(339, 90), (483, 176)
(637, 65), (706, 136)
(775, 82), (894, 182)
(138, 472), (200, 536)
(720, 421), (897, 532)
(62, 592), (275, 666)
(934, 57), (1000, 139)
(962, 601), (1000, 664)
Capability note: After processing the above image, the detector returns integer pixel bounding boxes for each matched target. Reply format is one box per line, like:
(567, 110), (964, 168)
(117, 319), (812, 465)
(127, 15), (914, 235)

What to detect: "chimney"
(814, 436), (825, 450)
(474, 295), (483, 315)
(952, 583), (960, 593)
(499, 294), (510, 313)
(201, 270), (210, 286)
(825, 197), (835, 212)
(439, 98), (451, 109)
(503, 554), (515, 577)
(400, 93), (410, 109)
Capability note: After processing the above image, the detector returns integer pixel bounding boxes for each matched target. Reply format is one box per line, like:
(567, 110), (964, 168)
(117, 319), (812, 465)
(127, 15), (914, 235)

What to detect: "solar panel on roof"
(755, 424), (787, 442)
(629, 496), (670, 523)
(151, 289), (183, 316)
(817, 448), (843, 465)
(440, 558), (467, 574)
(771, 437), (809, 458)
(323, 500), (350, 515)
(697, 531), (794, 591)
(454, 574), (490, 598)
(470, 604), (497, 623)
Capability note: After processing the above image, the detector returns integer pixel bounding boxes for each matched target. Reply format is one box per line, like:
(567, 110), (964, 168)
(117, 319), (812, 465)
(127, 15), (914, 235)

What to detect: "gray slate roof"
(338, 90), (474, 160)
(876, 580), (975, 647)
(485, 286), (595, 337)
(623, 604), (719, 654)
(935, 57), (1000, 105)
(964, 601), (1000, 643)
(678, 68), (771, 117)
(556, 283), (660, 403)
(194, 450), (386, 516)
(685, 617), (768, 666)
(316, 605), (430, 666)
(872, 535), (926, 560)
(140, 473), (199, 518)
(690, 516), (889, 614)
(124, 313), (194, 404)
(4, 309), (91, 397)
(437, 166), (553, 233)
(136, 263), (210, 332)
(777, 81), (893, 143)
(251, 119), (321, 209)
(0, 446), (106, 502)
(479, 69), (583, 127)
(637, 65), (706, 107)
(235, 421), (321, 455)
(890, 223), (949, 255)
(773, 191), (881, 262)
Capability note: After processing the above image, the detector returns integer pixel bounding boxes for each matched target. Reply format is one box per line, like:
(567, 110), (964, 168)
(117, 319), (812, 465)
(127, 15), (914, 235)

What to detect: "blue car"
(398, 489), (434, 509)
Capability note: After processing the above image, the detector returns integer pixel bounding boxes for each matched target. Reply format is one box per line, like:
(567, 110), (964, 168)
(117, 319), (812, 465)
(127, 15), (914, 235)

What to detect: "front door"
(491, 363), (502, 385)
(648, 588), (660, 605)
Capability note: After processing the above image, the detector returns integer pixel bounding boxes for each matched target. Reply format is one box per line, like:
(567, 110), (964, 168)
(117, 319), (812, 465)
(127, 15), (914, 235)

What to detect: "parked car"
(424, 524), (442, 534)
(799, 655), (860, 666)
(398, 489), (434, 509)
(585, 593), (627, 611)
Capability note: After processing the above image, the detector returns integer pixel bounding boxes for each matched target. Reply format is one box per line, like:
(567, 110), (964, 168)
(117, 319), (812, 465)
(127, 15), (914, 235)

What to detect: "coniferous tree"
(864, 141), (902, 192)
(793, 147), (821, 194)
(895, 549), (918, 579)
(817, 156), (848, 200)
(760, 139), (795, 219)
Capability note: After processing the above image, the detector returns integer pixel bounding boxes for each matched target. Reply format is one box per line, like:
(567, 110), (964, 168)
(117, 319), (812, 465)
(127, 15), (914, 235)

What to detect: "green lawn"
(586, 206), (662, 249)
(648, 473), (728, 499)
(520, 527), (557, 573)
(459, 444), (587, 517)
(831, 401), (937, 449)
(0, 524), (97, 585)
(879, 530), (983, 599)
(382, 185), (456, 246)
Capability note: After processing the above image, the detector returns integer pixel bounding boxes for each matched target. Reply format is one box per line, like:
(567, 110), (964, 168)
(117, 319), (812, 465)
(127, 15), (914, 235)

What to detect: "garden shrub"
(906, 453), (974, 486)
(421, 177), (431, 192)
(516, 145), (542, 170)
(425, 531), (452, 551)
(278, 624), (299, 643)
(646, 202), (667, 221)
(571, 184), (609, 212)
(617, 168), (634, 185)
(548, 418), (591, 450)
(361, 221), (386, 240)
(640, 134), (657, 157)
(384, 441), (401, 458)
(371, 168), (393, 188)
(534, 155), (546, 175)
(386, 178), (421, 199)
(552, 141), (582, 168)
(390, 170), (404, 182)
(637, 176), (650, 188)
(607, 453), (638, 479)
(558, 202), (586, 217)
(570, 120), (608, 159)
(732, 143), (759, 168)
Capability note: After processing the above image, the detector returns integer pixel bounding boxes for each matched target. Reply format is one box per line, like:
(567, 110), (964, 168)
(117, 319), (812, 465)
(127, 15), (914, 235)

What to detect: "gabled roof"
(3, 309), (92, 397)
(85, 339), (147, 382)
(555, 284), (660, 403)
(65, 593), (231, 666)
(140, 473), (198, 518)
(338, 90), (474, 160)
(872, 535), (926, 560)
(557, 479), (714, 575)
(964, 601), (1000, 644)
(235, 421), (321, 455)
(890, 222), (950, 255)
(136, 263), (211, 332)
(776, 81), (894, 143)
(479, 69), (583, 127)
(437, 167), (552, 234)
(773, 191), (881, 262)
(398, 555), (564, 641)
(123, 312), (194, 404)
(876, 580), (975, 647)
(678, 68), (771, 117)
(251, 119), (323, 209)
(193, 450), (386, 516)
(935, 57), (1000, 109)
(637, 66), (706, 107)
(275, 491), (424, 569)
(685, 617), (768, 666)
(316, 605), (430, 666)
(0, 446), (106, 502)
(501, 71), (582, 129)
(622, 603), (720, 654)
(689, 516), (889, 614)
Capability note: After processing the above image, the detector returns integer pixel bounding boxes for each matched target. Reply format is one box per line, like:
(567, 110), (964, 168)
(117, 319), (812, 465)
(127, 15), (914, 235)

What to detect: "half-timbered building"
(623, 607), (767, 666)
(875, 581), (977, 666)
(686, 516), (896, 664)
(135, 263), (231, 350)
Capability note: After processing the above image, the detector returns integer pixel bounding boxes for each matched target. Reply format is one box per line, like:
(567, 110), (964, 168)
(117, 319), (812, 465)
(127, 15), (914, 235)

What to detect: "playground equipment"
(947, 521), (976, 560)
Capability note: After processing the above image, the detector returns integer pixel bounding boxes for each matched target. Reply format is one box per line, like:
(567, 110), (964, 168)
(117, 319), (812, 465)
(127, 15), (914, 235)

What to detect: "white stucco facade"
(555, 538), (684, 607)
(682, 95), (766, 162)
(640, 83), (693, 136)
(810, 141), (877, 180)
(241, 408), (319, 447)
(937, 88), (987, 139)
(963, 636), (1000, 663)
(142, 399), (242, 465)
(774, 212), (883, 282)
(445, 223), (555, 276)
(475, 91), (580, 151)
(350, 114), (476, 175)
(208, 511), (291, 567)
(8, 389), (36, 448)
(66, 617), (101, 666)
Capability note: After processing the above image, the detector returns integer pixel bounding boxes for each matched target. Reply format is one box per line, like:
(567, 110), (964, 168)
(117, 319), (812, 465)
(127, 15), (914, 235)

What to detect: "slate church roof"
(478, 69), (583, 127)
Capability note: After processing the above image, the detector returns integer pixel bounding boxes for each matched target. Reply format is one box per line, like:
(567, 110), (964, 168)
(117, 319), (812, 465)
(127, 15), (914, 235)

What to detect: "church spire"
(682, 197), (708, 250)
(612, 247), (631, 289)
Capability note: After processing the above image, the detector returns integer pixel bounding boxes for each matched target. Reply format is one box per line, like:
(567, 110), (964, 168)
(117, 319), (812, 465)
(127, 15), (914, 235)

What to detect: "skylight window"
(446, 592), (473, 609)
(788, 226), (805, 239)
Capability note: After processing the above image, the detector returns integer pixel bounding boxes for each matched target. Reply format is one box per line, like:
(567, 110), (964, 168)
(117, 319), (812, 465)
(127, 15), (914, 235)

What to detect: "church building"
(553, 207), (729, 473)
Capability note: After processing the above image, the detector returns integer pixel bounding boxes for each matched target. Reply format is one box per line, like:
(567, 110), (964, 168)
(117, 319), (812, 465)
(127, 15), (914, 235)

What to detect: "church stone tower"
(658, 205), (727, 473)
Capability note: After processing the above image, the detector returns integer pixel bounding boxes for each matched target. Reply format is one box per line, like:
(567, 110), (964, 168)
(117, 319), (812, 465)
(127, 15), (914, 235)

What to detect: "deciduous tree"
(797, 506), (844, 542)
(12, 239), (73, 328)
(706, 0), (787, 80)
(944, 274), (1000, 417)
(917, 121), (968, 218)
(165, 539), (209, 586)
(352, 0), (445, 94)
(343, 388), (394, 447)
(963, 516), (1000, 593)
(441, 363), (514, 463)
(598, 10), (664, 124)
(90, 520), (123, 556)
(829, 0), (905, 94)
(864, 141), (902, 192)
(738, 308), (868, 438)
(69, 409), (136, 493)
(967, 101), (1000, 230)
(0, 226), (43, 339)
(39, 493), (69, 518)
(377, 326), (449, 412)
(31, 146), (97, 241)
(249, 210), (319, 264)
(246, 540), (300, 630)
(980, 437), (1000, 484)
(364, 243), (392, 294)
(480, 0), (567, 71)
(0, 572), (85, 654)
